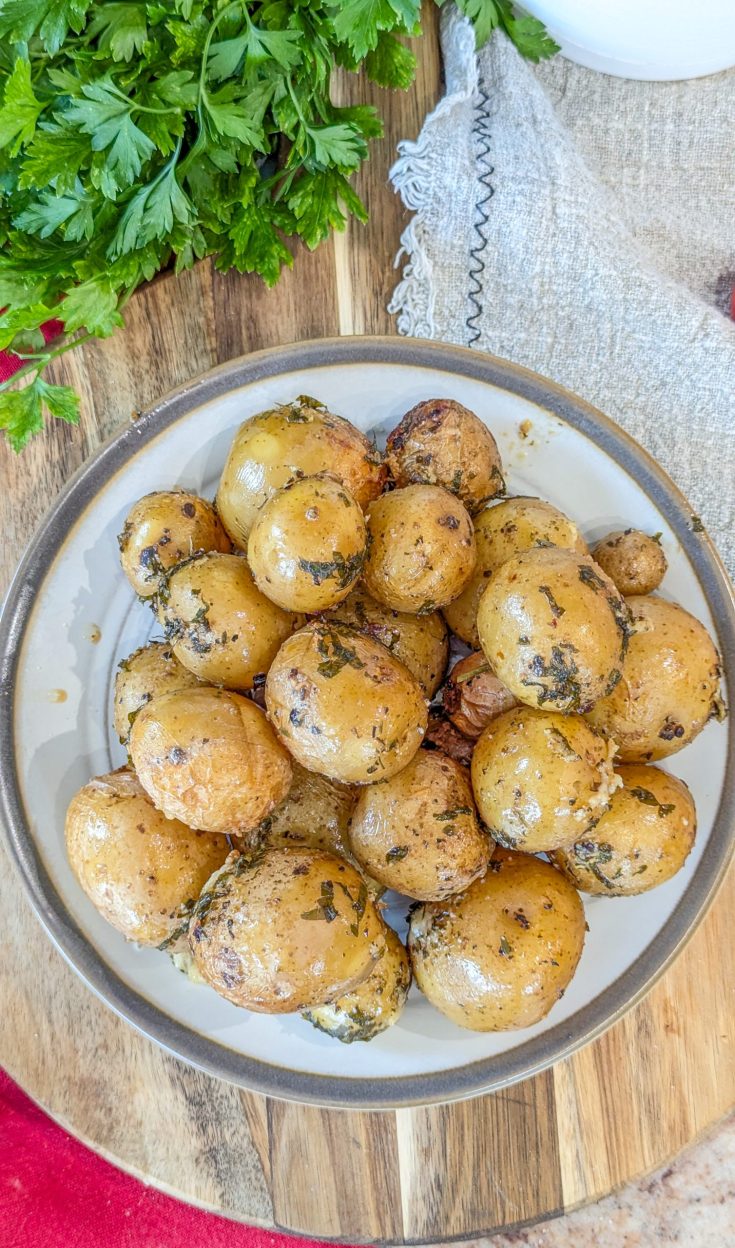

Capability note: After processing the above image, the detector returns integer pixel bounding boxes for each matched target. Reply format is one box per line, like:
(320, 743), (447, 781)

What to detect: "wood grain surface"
(1, 12), (733, 1242)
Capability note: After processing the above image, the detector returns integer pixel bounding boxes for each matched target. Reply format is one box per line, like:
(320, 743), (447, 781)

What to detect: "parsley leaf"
(0, 60), (45, 157)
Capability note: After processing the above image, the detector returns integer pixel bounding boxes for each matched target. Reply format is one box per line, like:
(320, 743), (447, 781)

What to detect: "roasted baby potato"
(303, 925), (411, 1043)
(65, 769), (229, 946)
(265, 623), (428, 784)
(442, 651), (517, 738)
(408, 849), (586, 1031)
(247, 475), (367, 612)
(118, 490), (230, 599)
(471, 707), (619, 852)
(586, 595), (724, 761)
(424, 712), (476, 766)
(385, 398), (504, 513)
(324, 585), (449, 697)
(157, 551), (294, 689)
(363, 484), (476, 614)
(113, 641), (203, 745)
(550, 763), (696, 896)
(348, 749), (490, 900)
(216, 397), (385, 547)
(189, 847), (386, 1012)
(477, 549), (630, 713)
(443, 497), (588, 647)
(591, 529), (667, 596)
(129, 686), (292, 834)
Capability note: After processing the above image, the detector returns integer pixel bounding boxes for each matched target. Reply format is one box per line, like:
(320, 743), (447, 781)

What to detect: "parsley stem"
(0, 333), (95, 395)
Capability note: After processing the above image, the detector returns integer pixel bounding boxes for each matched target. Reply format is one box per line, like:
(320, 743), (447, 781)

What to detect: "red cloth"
(0, 319), (64, 382)
(0, 1070), (346, 1248)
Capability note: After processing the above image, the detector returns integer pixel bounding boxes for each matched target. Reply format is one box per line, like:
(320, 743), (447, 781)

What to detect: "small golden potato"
(550, 763), (696, 896)
(324, 586), (449, 697)
(349, 749), (490, 900)
(113, 641), (203, 745)
(408, 849), (586, 1031)
(443, 497), (588, 647)
(216, 397), (385, 547)
(157, 551), (294, 690)
(247, 475), (367, 612)
(471, 707), (619, 853)
(477, 548), (630, 713)
(65, 769), (229, 946)
(265, 623), (428, 784)
(303, 926), (411, 1042)
(591, 529), (667, 596)
(443, 651), (518, 738)
(118, 491), (230, 598)
(189, 848), (386, 1012)
(385, 398), (504, 513)
(586, 595), (724, 761)
(129, 687), (292, 834)
(363, 485), (476, 614)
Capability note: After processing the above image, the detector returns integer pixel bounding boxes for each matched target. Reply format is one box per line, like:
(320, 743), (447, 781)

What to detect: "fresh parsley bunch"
(0, 1), (557, 450)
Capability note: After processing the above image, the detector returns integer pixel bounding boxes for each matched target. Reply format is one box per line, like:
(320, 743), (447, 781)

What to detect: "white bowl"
(1, 338), (733, 1108)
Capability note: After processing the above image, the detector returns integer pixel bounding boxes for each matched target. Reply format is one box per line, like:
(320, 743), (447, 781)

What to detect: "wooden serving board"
(1, 14), (733, 1241)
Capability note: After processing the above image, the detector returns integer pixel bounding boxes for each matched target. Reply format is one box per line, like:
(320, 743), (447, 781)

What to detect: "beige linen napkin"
(389, 8), (735, 574)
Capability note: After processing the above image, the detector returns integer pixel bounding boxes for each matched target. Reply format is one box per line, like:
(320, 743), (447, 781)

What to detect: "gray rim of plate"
(1, 336), (734, 1111)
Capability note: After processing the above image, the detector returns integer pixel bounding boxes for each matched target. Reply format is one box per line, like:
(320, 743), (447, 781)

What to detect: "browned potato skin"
(216, 398), (385, 547)
(247, 475), (367, 612)
(591, 529), (667, 597)
(443, 497), (588, 647)
(550, 764), (696, 896)
(113, 641), (204, 745)
(323, 585), (448, 697)
(189, 848), (386, 1012)
(65, 769), (229, 946)
(363, 484), (476, 614)
(303, 926), (411, 1042)
(471, 707), (618, 853)
(118, 491), (230, 598)
(477, 548), (629, 714)
(408, 849), (586, 1031)
(349, 750), (490, 900)
(385, 398), (504, 514)
(157, 551), (294, 690)
(586, 596), (724, 761)
(443, 651), (518, 738)
(129, 687), (292, 834)
(265, 623), (428, 784)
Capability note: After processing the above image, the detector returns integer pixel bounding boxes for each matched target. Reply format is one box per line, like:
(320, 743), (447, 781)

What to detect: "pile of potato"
(65, 395), (725, 1042)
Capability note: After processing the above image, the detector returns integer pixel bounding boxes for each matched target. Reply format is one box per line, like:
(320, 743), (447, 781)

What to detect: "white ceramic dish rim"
(1, 336), (733, 1110)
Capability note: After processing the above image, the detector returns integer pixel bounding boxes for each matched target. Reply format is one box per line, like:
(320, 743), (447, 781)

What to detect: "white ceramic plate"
(1, 338), (733, 1108)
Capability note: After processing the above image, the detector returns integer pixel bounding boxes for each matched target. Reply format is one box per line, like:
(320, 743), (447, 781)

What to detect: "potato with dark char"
(550, 763), (696, 896)
(591, 529), (667, 597)
(324, 585), (448, 697)
(385, 398), (504, 513)
(189, 847), (386, 1012)
(443, 651), (517, 738)
(113, 641), (204, 745)
(157, 551), (294, 690)
(65, 769), (229, 947)
(477, 548), (630, 713)
(118, 490), (230, 599)
(363, 484), (476, 614)
(247, 475), (367, 612)
(216, 397), (385, 547)
(471, 707), (619, 853)
(265, 623), (428, 784)
(303, 926), (411, 1043)
(349, 750), (490, 900)
(586, 595), (724, 761)
(129, 687), (292, 834)
(424, 712), (476, 766)
(443, 497), (588, 647)
(408, 849), (586, 1031)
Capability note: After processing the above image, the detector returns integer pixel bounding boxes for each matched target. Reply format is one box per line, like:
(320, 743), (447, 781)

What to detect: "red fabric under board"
(0, 319), (64, 383)
(0, 1070), (350, 1248)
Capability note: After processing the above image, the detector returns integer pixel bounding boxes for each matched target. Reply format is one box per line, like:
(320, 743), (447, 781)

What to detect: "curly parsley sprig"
(0, 1), (557, 450)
